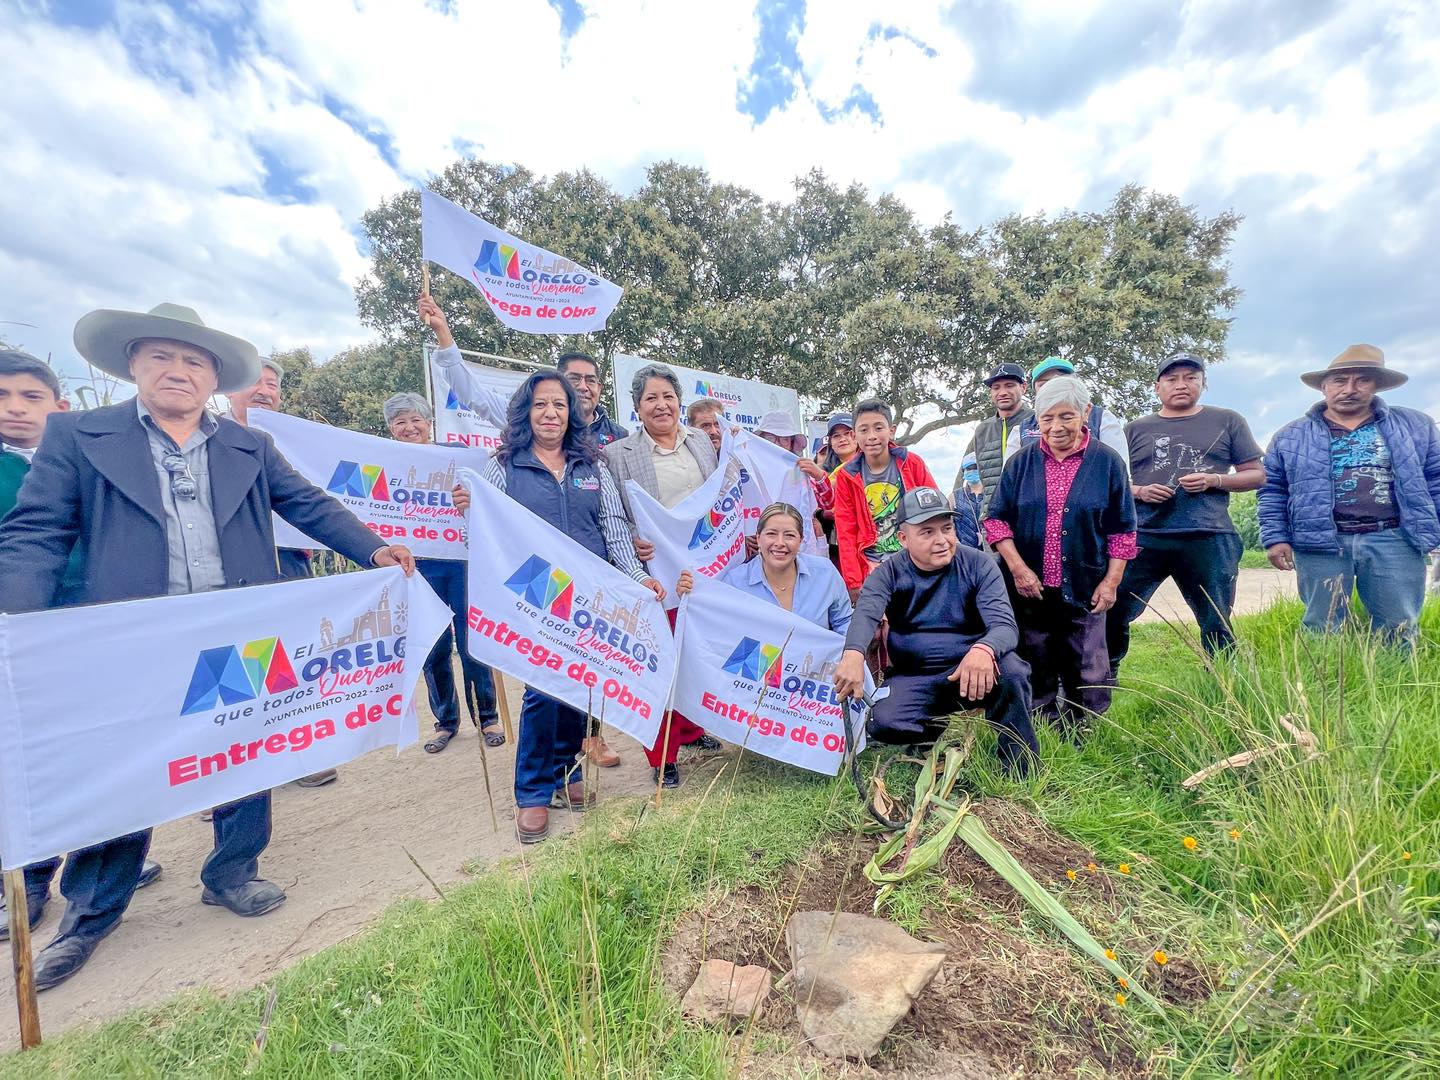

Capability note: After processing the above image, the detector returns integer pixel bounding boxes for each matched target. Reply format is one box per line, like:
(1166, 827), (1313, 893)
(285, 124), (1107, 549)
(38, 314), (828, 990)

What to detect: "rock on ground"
(681, 959), (773, 1024)
(786, 910), (946, 1059)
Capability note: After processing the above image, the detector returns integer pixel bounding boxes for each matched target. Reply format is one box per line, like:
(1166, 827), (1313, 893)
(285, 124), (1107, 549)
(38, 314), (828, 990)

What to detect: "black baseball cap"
(1157, 352), (1205, 379)
(899, 486), (952, 526)
(984, 362), (1027, 386)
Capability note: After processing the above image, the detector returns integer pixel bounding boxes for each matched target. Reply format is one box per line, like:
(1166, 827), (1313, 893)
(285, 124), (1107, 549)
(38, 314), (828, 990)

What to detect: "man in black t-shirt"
(1106, 353), (1264, 675)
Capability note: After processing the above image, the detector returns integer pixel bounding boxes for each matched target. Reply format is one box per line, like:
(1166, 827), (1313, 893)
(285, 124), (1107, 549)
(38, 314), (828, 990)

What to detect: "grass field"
(4, 600), (1437, 1077)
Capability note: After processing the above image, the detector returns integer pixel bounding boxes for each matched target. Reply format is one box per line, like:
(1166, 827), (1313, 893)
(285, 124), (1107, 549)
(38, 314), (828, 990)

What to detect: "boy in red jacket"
(833, 399), (939, 597)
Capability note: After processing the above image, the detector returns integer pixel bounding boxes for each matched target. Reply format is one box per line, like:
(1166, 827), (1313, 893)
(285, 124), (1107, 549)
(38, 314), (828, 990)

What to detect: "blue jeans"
(514, 689), (586, 808)
(417, 558), (497, 733)
(1295, 530), (1425, 644)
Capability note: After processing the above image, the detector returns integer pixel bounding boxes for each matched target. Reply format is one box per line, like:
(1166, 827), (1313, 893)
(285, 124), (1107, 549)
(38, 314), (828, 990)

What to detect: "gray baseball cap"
(899, 486), (952, 526)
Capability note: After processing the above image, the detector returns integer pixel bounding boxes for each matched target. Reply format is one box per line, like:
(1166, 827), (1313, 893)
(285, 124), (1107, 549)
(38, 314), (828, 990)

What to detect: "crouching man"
(833, 488), (1039, 775)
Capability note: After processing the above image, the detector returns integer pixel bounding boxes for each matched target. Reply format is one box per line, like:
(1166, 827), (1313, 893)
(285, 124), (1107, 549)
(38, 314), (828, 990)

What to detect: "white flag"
(672, 575), (869, 775)
(462, 470), (676, 747)
(624, 442), (746, 611)
(251, 410), (485, 560)
(733, 429), (827, 555)
(421, 189), (622, 334)
(0, 569), (451, 869)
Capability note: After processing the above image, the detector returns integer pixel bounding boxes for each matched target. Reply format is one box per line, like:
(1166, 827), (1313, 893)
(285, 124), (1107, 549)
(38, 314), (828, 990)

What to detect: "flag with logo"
(672, 575), (869, 775)
(421, 189), (622, 334)
(251, 411), (486, 559)
(732, 429), (827, 554)
(623, 440), (746, 611)
(0, 568), (451, 869)
(462, 471), (676, 747)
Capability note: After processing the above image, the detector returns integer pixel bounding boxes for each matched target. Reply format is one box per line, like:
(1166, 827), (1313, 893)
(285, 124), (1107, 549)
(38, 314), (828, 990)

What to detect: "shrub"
(1229, 489), (1261, 549)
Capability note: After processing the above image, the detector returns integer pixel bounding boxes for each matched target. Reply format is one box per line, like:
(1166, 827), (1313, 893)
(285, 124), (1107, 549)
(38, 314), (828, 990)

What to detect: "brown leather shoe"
(515, 806), (549, 844)
(583, 735), (620, 768)
(551, 782), (596, 811)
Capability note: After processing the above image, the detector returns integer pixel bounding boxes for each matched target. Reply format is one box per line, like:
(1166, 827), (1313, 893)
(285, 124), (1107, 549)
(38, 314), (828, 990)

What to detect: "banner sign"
(732, 429), (827, 554)
(624, 442), (746, 611)
(0, 569), (451, 869)
(421, 189), (622, 334)
(462, 471), (676, 748)
(611, 353), (802, 432)
(672, 575), (868, 775)
(251, 411), (486, 559)
(427, 350), (528, 451)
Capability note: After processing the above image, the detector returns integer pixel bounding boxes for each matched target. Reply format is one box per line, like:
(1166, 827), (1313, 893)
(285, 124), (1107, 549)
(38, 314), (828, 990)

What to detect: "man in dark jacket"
(0, 302), (416, 991)
(1259, 345), (1440, 645)
(958, 362), (1032, 517)
(833, 487), (1037, 774)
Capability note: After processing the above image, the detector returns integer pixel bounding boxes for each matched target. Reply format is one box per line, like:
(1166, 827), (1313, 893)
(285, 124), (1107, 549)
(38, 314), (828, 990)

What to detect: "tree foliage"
(273, 342), (421, 437)
(356, 159), (1241, 442)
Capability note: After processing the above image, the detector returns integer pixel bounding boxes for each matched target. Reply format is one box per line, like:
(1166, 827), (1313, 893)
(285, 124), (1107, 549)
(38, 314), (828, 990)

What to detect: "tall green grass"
(3, 601), (1436, 1077)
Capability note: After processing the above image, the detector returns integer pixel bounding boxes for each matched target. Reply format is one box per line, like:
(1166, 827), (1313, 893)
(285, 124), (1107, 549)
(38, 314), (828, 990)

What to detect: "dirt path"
(0, 570), (1297, 1049)
(0, 673), (661, 1050)
(1131, 566), (1296, 625)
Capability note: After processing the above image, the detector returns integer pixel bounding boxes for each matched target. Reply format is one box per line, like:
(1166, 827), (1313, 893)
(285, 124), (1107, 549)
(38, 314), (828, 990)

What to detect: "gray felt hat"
(73, 302), (260, 393)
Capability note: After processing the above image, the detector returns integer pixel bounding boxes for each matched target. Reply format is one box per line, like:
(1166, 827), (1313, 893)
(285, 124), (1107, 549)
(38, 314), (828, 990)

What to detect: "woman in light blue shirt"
(678, 502), (852, 634)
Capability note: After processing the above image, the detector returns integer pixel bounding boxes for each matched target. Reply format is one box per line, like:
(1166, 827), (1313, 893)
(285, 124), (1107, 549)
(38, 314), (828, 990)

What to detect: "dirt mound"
(661, 800), (1167, 1076)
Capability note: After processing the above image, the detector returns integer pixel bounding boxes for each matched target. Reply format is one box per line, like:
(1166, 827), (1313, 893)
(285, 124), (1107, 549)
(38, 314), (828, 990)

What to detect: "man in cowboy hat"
(1258, 344), (1440, 644)
(0, 302), (418, 991)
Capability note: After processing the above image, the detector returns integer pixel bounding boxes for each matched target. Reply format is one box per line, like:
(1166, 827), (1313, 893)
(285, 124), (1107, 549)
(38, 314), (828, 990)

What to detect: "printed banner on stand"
(672, 575), (869, 775)
(623, 440), (746, 610)
(462, 471), (676, 748)
(732, 429), (827, 554)
(428, 349), (529, 450)
(421, 189), (622, 334)
(251, 411), (485, 558)
(611, 353), (802, 432)
(0, 568), (451, 869)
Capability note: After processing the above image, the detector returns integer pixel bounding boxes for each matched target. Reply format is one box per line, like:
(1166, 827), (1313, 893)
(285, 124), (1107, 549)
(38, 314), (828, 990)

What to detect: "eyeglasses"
(162, 451), (198, 501)
(565, 373), (602, 387)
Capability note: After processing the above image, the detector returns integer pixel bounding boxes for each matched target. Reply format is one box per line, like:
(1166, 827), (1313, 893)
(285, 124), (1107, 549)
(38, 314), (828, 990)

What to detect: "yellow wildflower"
(1104, 948), (1117, 961)
(1402, 851), (1412, 861)
(1229, 829), (1241, 840)
(1087, 861), (1098, 872)
(1066, 869), (1077, 881)
(1153, 949), (1169, 966)
(1115, 992), (1127, 1006)
(1183, 836), (1198, 851)
(1118, 976), (1129, 989)
(1118, 863), (1131, 874)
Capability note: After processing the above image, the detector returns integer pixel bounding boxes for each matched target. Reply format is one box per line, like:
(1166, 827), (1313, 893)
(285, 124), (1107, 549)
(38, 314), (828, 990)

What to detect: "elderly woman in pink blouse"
(982, 376), (1136, 744)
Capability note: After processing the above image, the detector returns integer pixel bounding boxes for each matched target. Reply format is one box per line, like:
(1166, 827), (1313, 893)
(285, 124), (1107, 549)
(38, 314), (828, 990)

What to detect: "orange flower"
(1066, 869), (1078, 881)
(1118, 863), (1131, 874)
(1104, 948), (1117, 961)
(1087, 862), (1098, 872)
(1153, 949), (1169, 966)
(1229, 829), (1241, 840)
(1402, 851), (1413, 861)
(1118, 976), (1130, 989)
(1182, 836), (1198, 851)
(1115, 992), (1127, 1006)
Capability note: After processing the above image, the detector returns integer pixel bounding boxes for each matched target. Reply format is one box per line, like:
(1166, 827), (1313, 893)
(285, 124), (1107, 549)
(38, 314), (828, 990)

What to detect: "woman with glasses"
(382, 391), (503, 754)
(453, 371), (664, 843)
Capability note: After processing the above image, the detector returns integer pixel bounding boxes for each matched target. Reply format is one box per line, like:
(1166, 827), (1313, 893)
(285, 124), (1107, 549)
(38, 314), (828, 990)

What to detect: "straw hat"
(73, 303), (260, 394)
(1300, 344), (1406, 391)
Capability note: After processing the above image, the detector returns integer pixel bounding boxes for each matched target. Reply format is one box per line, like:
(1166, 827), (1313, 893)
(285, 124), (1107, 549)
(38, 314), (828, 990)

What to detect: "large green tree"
(355, 160), (1240, 442)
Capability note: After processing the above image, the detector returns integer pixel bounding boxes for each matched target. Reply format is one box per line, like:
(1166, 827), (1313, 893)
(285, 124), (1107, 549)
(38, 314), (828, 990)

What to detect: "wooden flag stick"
(5, 870), (42, 1049)
(491, 668), (514, 743)
(421, 263), (431, 298)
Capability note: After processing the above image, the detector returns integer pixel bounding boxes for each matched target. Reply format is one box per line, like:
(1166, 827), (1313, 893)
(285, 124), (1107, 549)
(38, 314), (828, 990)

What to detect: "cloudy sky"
(3, 0), (1437, 479)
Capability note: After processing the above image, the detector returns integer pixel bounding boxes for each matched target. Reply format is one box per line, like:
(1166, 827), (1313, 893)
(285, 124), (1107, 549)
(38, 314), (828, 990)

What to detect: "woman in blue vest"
(457, 371), (665, 844)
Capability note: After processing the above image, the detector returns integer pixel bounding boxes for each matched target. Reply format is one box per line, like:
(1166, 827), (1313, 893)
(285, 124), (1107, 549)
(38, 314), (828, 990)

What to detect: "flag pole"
(5, 870), (42, 1049)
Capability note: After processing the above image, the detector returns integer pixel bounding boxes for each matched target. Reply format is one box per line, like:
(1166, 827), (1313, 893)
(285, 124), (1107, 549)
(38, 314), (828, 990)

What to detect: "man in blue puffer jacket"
(1259, 345), (1440, 644)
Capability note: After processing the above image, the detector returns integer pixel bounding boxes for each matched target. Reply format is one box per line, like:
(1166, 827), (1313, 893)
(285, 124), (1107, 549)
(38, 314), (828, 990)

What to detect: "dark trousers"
(869, 650), (1038, 772)
(1015, 588), (1112, 737)
(1107, 531), (1241, 672)
(418, 558), (497, 733)
(38, 792), (270, 944)
(514, 689), (586, 808)
(0, 857), (62, 913)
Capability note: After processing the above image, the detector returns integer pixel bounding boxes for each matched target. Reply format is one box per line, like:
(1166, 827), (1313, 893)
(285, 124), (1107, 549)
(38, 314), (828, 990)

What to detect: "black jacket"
(0, 402), (385, 613)
(986, 437), (1135, 608)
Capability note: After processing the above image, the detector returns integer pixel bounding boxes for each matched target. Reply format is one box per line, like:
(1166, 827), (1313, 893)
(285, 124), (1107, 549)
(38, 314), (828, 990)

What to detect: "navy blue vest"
(501, 446), (609, 561)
